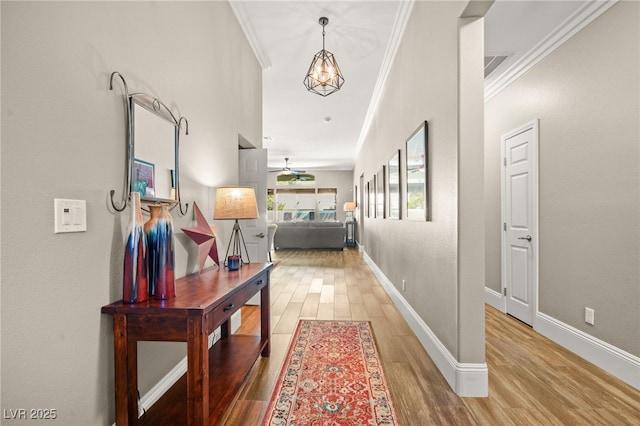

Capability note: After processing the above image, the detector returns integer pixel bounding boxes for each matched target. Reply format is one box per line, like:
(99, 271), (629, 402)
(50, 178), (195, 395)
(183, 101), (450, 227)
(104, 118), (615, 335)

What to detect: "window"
(270, 187), (338, 222)
(317, 188), (337, 221)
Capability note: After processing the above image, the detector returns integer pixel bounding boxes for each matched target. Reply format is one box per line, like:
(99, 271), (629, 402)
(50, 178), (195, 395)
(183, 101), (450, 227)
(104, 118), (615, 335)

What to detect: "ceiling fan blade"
(294, 173), (315, 181)
(271, 158), (305, 176)
(276, 172), (315, 182)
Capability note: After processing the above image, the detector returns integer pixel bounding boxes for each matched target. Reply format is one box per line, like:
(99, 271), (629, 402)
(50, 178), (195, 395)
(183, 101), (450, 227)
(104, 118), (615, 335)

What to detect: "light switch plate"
(54, 199), (87, 233)
(585, 307), (595, 325)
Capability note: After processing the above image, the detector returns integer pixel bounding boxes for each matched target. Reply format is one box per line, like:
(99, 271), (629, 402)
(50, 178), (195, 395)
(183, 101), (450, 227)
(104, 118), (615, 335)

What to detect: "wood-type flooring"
(221, 249), (639, 425)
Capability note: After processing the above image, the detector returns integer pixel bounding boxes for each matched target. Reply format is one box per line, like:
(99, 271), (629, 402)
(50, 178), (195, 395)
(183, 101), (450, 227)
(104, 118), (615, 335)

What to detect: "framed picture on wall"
(369, 177), (376, 218)
(354, 184), (358, 208)
(387, 150), (401, 219)
(377, 166), (385, 218)
(133, 158), (155, 198)
(405, 121), (429, 221)
(365, 181), (370, 218)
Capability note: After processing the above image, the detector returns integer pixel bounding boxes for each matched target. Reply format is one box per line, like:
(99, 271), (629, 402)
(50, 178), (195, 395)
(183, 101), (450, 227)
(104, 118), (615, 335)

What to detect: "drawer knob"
(223, 303), (235, 312)
(256, 280), (263, 286)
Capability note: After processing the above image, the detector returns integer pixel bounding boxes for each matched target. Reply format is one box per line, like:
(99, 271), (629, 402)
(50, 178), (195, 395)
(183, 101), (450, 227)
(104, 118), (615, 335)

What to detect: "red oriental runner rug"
(262, 320), (401, 425)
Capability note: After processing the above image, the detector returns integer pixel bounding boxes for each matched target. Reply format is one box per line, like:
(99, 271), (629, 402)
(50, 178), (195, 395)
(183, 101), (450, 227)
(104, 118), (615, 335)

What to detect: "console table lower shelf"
(140, 335), (267, 425)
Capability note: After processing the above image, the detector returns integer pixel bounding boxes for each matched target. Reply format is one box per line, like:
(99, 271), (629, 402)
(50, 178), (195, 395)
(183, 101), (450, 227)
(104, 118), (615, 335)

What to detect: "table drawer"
(208, 272), (268, 330)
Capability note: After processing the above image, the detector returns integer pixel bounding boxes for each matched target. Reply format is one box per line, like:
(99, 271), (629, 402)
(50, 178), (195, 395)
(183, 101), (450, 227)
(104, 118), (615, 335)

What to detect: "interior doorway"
(501, 119), (539, 326)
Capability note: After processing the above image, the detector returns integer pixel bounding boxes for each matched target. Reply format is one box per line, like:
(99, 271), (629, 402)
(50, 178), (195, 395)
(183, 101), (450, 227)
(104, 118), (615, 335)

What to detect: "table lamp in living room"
(214, 186), (258, 269)
(344, 201), (356, 221)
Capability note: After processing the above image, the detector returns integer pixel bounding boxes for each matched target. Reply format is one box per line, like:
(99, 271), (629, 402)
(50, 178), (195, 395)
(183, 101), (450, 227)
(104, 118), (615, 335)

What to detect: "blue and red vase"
(145, 204), (176, 299)
(123, 192), (149, 303)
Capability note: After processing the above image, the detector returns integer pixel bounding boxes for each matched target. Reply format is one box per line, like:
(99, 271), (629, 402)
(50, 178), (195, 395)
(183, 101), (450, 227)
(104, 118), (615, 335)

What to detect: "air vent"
(484, 54), (510, 78)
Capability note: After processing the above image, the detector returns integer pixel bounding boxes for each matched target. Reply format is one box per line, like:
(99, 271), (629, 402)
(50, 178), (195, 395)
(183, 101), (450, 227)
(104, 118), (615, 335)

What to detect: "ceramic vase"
(145, 204), (176, 299)
(123, 192), (149, 303)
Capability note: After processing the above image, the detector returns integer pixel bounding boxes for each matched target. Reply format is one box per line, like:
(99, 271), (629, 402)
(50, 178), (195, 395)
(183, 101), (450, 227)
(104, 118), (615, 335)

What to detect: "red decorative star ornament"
(181, 202), (219, 273)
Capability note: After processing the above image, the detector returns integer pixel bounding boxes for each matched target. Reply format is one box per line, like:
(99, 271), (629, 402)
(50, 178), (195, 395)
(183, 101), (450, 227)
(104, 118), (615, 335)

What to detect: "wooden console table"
(102, 262), (272, 425)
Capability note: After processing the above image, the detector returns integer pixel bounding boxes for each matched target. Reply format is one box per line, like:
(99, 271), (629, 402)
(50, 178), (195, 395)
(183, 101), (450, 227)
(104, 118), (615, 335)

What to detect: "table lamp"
(344, 201), (356, 221)
(214, 186), (259, 269)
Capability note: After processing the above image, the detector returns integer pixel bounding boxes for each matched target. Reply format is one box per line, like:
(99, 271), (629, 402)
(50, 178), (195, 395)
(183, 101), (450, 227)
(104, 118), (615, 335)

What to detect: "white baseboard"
(363, 253), (488, 397)
(484, 286), (504, 311)
(137, 356), (189, 418)
(535, 312), (640, 390)
(136, 330), (221, 419)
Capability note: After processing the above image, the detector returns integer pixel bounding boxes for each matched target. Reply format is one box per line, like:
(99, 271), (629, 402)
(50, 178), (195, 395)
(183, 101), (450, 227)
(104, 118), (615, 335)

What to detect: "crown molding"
(353, 0), (415, 163)
(484, 0), (618, 102)
(229, 0), (272, 70)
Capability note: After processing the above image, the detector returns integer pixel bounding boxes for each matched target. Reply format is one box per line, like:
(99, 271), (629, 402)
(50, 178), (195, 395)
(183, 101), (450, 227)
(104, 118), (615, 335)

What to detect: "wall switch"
(585, 307), (595, 325)
(402, 279), (406, 292)
(54, 199), (87, 233)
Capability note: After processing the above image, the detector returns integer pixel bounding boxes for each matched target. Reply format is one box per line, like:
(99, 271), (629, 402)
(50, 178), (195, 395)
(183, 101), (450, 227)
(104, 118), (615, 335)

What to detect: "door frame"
(238, 147), (268, 263)
(500, 119), (539, 324)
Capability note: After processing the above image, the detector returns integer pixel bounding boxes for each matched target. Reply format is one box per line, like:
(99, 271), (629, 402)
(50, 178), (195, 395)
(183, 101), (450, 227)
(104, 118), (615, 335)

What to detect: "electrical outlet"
(402, 279), (406, 292)
(585, 307), (595, 325)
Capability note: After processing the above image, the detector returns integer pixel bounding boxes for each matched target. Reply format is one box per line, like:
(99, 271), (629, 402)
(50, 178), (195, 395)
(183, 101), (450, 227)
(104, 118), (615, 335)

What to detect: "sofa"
(274, 221), (345, 250)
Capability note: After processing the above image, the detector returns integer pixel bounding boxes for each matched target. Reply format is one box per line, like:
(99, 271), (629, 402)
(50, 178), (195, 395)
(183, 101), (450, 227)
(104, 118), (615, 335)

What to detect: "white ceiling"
(230, 0), (603, 172)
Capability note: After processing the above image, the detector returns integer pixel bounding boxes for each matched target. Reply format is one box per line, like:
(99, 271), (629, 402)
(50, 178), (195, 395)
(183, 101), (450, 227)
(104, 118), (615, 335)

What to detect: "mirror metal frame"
(109, 71), (189, 215)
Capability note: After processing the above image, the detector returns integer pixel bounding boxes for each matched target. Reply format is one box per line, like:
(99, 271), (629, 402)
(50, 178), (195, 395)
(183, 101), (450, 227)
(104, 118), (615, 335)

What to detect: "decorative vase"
(123, 192), (149, 303)
(145, 204), (176, 299)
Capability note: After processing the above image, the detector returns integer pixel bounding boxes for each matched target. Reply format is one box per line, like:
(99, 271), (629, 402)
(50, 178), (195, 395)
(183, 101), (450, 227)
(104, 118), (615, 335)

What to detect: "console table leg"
(186, 317), (209, 426)
(113, 314), (138, 425)
(261, 283), (271, 357)
(126, 337), (138, 424)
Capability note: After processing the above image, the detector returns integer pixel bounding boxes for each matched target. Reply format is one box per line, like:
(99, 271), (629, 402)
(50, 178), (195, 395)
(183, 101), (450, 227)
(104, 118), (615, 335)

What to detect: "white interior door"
(239, 148), (268, 264)
(501, 120), (538, 326)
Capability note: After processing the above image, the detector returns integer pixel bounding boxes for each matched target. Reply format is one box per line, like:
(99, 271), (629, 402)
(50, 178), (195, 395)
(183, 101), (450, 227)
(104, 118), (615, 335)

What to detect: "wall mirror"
(131, 94), (177, 202)
(109, 72), (188, 214)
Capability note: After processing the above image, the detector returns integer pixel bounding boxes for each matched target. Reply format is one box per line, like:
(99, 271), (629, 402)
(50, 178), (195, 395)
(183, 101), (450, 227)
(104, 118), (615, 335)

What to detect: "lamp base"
(223, 220), (251, 268)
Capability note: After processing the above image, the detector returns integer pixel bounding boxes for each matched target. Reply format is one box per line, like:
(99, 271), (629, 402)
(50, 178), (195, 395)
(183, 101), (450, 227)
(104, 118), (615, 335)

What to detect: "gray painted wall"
(354, 1), (486, 363)
(1, 2), (261, 424)
(484, 1), (639, 356)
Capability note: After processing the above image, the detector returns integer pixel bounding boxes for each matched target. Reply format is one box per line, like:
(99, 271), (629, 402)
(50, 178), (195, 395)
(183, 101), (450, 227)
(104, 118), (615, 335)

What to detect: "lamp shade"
(343, 202), (356, 212)
(213, 186), (258, 220)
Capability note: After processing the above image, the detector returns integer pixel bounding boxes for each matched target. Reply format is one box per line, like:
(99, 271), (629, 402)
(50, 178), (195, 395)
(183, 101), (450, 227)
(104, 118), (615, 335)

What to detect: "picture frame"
(387, 150), (401, 219)
(133, 158), (155, 198)
(405, 121), (429, 221)
(365, 181), (370, 218)
(354, 184), (358, 208)
(369, 178), (376, 218)
(376, 166), (385, 218)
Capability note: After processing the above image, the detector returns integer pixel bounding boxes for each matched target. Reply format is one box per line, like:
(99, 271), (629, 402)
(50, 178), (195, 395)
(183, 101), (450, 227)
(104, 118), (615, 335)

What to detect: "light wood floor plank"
(316, 302), (334, 320)
(290, 282), (310, 303)
(346, 282), (364, 304)
(308, 277), (323, 293)
(349, 303), (369, 321)
(334, 294), (351, 317)
(319, 284), (334, 303)
(272, 302), (302, 334)
(299, 292), (320, 318)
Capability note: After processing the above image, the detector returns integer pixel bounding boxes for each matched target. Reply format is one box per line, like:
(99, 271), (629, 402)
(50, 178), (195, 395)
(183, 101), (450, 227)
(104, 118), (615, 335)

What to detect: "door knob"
(255, 233), (265, 238)
(518, 235), (532, 241)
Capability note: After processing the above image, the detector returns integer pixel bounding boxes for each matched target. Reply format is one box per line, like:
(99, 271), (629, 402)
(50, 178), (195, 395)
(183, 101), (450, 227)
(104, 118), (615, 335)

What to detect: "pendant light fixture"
(303, 17), (345, 97)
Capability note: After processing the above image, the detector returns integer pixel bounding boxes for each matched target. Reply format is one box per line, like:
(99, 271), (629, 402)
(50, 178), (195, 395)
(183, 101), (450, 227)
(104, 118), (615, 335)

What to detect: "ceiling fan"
(270, 157), (306, 175)
(270, 158), (315, 182)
